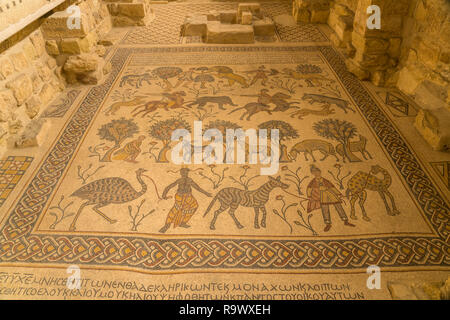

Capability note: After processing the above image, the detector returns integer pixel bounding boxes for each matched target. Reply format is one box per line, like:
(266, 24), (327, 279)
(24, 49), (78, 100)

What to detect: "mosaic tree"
(205, 120), (242, 161)
(194, 74), (215, 89)
(153, 67), (183, 91)
(296, 64), (322, 74)
(149, 117), (191, 163)
(97, 118), (139, 162)
(313, 118), (361, 163)
(258, 120), (299, 162)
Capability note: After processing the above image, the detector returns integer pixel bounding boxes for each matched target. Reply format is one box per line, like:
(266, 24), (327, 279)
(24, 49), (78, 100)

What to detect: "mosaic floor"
(0, 1), (449, 300)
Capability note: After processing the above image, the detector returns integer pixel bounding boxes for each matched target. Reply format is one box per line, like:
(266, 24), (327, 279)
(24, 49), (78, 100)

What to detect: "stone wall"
(292, 0), (450, 150)
(0, 28), (64, 154)
(397, 0), (450, 111)
(293, 0), (448, 96)
(0, 0), (116, 156)
(396, 0), (450, 151)
(41, 0), (113, 85)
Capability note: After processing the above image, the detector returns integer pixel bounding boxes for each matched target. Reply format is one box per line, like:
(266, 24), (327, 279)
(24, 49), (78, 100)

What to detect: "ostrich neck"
(136, 174), (147, 197)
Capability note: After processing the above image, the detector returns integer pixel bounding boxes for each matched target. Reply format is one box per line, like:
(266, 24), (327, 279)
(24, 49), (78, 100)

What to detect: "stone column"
(345, 0), (410, 86)
(292, 0), (331, 24)
(327, 0), (356, 54)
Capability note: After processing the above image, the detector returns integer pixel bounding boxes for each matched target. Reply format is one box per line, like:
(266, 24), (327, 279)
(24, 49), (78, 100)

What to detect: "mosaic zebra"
(203, 176), (289, 230)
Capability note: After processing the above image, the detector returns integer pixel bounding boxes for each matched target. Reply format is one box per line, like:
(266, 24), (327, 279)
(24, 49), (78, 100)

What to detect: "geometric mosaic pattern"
(275, 24), (328, 42)
(431, 161), (450, 191)
(0, 46), (448, 273)
(0, 156), (33, 207)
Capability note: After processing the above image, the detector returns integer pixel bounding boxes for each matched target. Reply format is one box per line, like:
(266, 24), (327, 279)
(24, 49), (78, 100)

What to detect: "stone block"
(352, 32), (389, 55)
(111, 15), (144, 27)
(60, 38), (82, 54)
(414, 80), (448, 111)
(117, 3), (146, 18)
(0, 109), (9, 123)
(103, 62), (112, 75)
(25, 96), (42, 119)
(10, 52), (29, 72)
(30, 73), (43, 94)
(64, 53), (99, 74)
(253, 18), (276, 37)
(45, 40), (60, 56)
(417, 40), (440, 70)
(23, 41), (39, 61)
(388, 38), (402, 59)
(38, 63), (54, 82)
(47, 57), (57, 70)
(80, 32), (98, 53)
(345, 58), (370, 80)
(241, 12), (253, 25)
(414, 108), (450, 151)
(0, 90), (18, 109)
(219, 10), (237, 24)
(6, 74), (33, 106)
(95, 45), (107, 57)
(388, 282), (418, 300)
(0, 57), (14, 80)
(81, 69), (104, 85)
(397, 67), (422, 95)
(206, 22), (254, 44)
(310, 9), (329, 23)
(182, 15), (208, 37)
(207, 10), (220, 21)
(41, 11), (89, 40)
(29, 31), (46, 56)
(39, 84), (56, 105)
(8, 118), (23, 135)
(237, 3), (262, 19)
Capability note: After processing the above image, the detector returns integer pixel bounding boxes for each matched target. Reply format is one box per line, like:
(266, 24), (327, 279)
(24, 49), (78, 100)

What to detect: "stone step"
(206, 21), (254, 44)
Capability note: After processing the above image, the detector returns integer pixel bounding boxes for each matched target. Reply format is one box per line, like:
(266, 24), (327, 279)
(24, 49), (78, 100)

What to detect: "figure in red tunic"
(306, 165), (355, 232)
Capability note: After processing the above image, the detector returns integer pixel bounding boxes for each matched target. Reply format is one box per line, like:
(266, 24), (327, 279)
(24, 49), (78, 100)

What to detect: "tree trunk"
(342, 139), (361, 162)
(100, 143), (120, 162)
(157, 143), (171, 163)
(164, 79), (173, 91)
(279, 143), (291, 163)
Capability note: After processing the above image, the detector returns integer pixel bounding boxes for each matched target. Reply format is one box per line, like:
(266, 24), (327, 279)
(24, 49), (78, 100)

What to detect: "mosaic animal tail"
(203, 176), (289, 230)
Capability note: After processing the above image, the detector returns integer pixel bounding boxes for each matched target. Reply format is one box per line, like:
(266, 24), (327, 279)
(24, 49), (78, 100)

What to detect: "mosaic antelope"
(336, 135), (372, 162)
(203, 176), (289, 230)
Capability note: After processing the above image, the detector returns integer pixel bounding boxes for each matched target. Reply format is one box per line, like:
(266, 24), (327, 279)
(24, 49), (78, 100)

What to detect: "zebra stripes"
(204, 176), (289, 230)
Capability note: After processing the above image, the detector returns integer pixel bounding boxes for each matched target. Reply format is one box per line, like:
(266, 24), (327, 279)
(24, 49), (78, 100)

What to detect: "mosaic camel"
(345, 165), (400, 221)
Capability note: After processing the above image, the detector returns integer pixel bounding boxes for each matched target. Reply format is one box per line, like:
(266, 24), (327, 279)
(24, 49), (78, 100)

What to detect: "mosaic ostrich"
(69, 168), (150, 231)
